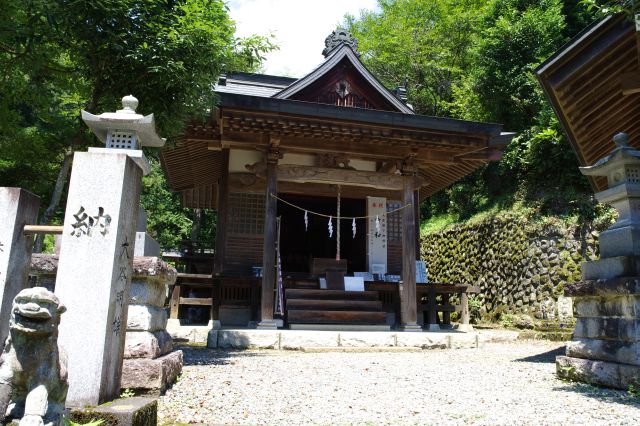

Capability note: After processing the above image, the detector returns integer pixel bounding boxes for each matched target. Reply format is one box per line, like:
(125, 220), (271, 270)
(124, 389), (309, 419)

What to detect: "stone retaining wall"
(421, 212), (604, 321)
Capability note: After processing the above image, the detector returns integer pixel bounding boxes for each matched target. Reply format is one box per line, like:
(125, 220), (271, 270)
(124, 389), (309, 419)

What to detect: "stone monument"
(0, 188), (40, 352)
(55, 95), (165, 407)
(0, 287), (67, 426)
(557, 133), (640, 388)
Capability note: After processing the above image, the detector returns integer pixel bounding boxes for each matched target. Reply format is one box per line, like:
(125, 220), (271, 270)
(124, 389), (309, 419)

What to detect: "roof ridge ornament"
(322, 28), (359, 58)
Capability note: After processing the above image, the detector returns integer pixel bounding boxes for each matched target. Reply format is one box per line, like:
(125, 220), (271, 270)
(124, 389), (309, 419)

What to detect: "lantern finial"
(119, 95), (139, 114)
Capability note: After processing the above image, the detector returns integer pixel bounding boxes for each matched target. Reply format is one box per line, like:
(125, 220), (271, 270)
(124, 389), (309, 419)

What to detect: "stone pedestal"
(0, 188), (40, 351)
(557, 278), (640, 389)
(121, 257), (182, 394)
(56, 151), (142, 407)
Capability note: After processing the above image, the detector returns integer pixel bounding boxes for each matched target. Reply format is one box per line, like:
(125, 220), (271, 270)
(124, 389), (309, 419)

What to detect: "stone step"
(285, 288), (379, 301)
(286, 299), (383, 311)
(287, 310), (387, 325)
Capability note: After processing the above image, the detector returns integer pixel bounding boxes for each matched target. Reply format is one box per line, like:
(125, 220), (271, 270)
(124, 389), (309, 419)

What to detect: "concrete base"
(121, 350), (183, 394)
(208, 329), (517, 351)
(457, 324), (475, 332)
(166, 321), (210, 344)
(424, 324), (441, 332)
(581, 255), (640, 280)
(557, 355), (640, 390)
(256, 320), (278, 330)
(399, 324), (423, 332)
(69, 397), (157, 426)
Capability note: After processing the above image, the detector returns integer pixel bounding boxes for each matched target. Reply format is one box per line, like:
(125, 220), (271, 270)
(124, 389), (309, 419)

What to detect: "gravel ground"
(159, 340), (640, 425)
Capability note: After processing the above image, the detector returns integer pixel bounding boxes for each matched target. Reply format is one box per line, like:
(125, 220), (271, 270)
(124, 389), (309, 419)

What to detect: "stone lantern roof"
(81, 95), (165, 148)
(580, 133), (640, 188)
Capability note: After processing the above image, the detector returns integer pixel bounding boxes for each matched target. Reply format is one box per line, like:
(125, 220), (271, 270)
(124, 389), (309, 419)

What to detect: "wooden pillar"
(400, 174), (421, 331)
(414, 189), (420, 260)
(210, 148), (229, 329)
(257, 148), (279, 329)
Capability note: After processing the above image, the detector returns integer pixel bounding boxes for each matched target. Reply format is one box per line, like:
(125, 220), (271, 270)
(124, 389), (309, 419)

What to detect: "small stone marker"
(0, 188), (40, 351)
(56, 95), (165, 407)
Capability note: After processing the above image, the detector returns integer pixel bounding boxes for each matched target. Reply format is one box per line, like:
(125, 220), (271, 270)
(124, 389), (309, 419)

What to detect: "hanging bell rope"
(270, 193), (411, 220)
(336, 186), (341, 261)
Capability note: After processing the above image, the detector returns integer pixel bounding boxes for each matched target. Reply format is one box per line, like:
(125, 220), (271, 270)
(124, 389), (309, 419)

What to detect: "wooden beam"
(620, 71), (640, 95)
(277, 165), (412, 190)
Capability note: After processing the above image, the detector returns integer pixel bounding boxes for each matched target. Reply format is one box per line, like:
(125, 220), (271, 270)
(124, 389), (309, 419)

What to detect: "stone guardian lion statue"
(0, 287), (67, 426)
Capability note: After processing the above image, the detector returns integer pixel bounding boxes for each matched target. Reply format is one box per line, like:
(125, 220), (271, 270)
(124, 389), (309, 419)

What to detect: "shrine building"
(161, 30), (514, 331)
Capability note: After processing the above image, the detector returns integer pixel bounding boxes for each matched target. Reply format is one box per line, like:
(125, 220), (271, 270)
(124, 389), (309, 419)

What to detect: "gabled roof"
(215, 72), (297, 97)
(272, 44), (414, 114)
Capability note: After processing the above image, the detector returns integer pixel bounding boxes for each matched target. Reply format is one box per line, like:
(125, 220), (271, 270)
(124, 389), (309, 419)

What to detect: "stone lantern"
(580, 132), (640, 269)
(81, 95), (165, 175)
(555, 132), (640, 389)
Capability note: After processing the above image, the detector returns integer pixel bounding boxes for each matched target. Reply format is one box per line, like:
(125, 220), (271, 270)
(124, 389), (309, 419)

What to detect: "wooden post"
(210, 148), (229, 329)
(169, 285), (181, 319)
(400, 174), (421, 331)
(458, 291), (474, 332)
(414, 189), (420, 260)
(257, 148), (279, 329)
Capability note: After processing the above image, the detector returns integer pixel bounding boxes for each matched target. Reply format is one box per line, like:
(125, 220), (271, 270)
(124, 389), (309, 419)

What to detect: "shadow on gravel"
(176, 344), (271, 366)
(513, 346), (566, 363)
(554, 382), (640, 408)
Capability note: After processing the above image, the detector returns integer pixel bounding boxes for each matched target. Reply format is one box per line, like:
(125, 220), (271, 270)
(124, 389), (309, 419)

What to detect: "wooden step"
(287, 310), (387, 325)
(285, 289), (378, 301)
(286, 299), (383, 311)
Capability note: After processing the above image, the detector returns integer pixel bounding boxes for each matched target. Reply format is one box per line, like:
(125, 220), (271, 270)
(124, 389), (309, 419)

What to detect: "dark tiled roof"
(215, 72), (298, 97)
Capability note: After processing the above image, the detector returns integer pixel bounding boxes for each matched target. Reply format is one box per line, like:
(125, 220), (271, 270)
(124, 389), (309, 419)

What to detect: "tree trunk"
(33, 93), (100, 253)
(33, 148), (73, 252)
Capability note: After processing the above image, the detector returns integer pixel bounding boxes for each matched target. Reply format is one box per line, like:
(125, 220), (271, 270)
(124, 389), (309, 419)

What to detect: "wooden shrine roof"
(162, 35), (514, 209)
(536, 14), (640, 191)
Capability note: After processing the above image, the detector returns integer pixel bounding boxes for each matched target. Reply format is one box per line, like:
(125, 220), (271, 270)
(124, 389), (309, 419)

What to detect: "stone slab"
(449, 333), (479, 349)
(574, 317), (640, 342)
(134, 232), (160, 257)
(599, 226), (640, 258)
(566, 337), (640, 366)
(557, 355), (640, 390)
(565, 277), (640, 297)
(124, 331), (173, 359)
(280, 331), (339, 350)
(574, 296), (640, 318)
(166, 322), (210, 344)
(127, 304), (168, 332)
(121, 350), (183, 392)
(339, 332), (396, 347)
(477, 330), (520, 343)
(217, 330), (280, 349)
(289, 324), (391, 331)
(395, 332), (450, 349)
(130, 279), (166, 308)
(0, 188), (39, 352)
(581, 256), (640, 280)
(69, 396), (157, 426)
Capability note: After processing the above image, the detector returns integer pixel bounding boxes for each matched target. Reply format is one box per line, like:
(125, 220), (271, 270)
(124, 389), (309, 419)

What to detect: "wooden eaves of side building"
(536, 13), (640, 192)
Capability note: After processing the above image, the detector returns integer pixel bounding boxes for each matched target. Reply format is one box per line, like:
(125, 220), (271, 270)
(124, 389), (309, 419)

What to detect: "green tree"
(0, 0), (275, 250)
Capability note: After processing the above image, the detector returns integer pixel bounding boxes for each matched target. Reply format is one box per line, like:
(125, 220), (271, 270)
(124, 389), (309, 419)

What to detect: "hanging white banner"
(366, 196), (387, 275)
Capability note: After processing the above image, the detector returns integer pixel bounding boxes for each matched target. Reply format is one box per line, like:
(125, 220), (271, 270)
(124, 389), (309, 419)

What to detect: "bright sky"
(227, 0), (379, 77)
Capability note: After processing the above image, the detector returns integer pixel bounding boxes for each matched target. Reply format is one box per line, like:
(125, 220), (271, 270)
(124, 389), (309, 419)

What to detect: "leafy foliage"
(1, 0), (275, 249)
(348, 0), (602, 224)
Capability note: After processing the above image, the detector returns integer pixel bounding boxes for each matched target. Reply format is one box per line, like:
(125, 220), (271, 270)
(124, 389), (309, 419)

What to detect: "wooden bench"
(417, 283), (480, 331)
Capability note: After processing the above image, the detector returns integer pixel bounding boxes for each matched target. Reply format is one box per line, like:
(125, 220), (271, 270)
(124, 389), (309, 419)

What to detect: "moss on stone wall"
(421, 211), (603, 321)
